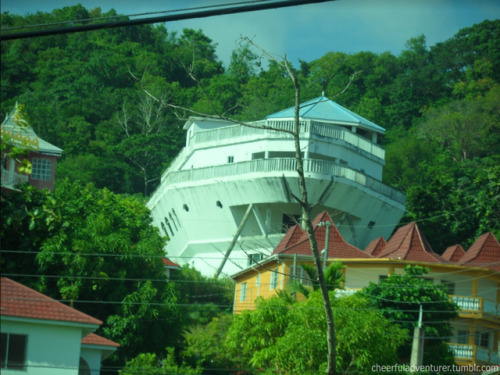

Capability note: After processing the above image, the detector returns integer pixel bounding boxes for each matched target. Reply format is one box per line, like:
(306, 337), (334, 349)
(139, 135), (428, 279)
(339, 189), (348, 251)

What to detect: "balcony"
(189, 119), (385, 160)
(160, 158), (405, 204)
(1, 167), (28, 189)
(451, 296), (500, 319)
(448, 343), (500, 365)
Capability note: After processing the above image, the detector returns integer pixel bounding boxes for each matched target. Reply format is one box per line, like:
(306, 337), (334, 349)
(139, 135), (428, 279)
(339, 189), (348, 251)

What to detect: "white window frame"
(240, 282), (247, 302)
(31, 158), (52, 180)
(270, 269), (278, 290)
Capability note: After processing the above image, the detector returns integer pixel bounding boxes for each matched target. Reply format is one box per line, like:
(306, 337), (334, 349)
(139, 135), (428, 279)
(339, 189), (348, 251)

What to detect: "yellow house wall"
(233, 260), (287, 313)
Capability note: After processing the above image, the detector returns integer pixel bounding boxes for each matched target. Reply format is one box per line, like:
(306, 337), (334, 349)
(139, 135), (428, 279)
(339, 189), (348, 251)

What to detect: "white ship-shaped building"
(147, 96), (406, 276)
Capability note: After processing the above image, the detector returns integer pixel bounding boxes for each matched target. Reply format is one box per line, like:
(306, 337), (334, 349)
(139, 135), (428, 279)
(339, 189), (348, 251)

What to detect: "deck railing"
(451, 295), (500, 317)
(449, 343), (500, 365)
(189, 119), (385, 160)
(159, 158), (405, 204)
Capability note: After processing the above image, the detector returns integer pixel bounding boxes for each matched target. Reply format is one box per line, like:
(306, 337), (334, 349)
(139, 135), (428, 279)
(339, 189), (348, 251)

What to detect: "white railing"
(452, 296), (480, 311)
(448, 344), (500, 365)
(451, 296), (500, 317)
(159, 158), (405, 204)
(1, 168), (28, 187)
(449, 344), (474, 359)
(189, 119), (385, 160)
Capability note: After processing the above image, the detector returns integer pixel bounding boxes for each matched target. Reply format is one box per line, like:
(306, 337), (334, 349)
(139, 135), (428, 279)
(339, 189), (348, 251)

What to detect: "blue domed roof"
(266, 96), (385, 133)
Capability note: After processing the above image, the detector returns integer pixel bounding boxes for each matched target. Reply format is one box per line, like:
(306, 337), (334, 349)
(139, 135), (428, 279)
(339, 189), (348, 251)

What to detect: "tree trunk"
(290, 75), (337, 375)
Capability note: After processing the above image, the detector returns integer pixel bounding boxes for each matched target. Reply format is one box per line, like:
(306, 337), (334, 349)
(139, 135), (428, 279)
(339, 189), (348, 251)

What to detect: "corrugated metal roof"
(1, 105), (63, 156)
(266, 96), (385, 133)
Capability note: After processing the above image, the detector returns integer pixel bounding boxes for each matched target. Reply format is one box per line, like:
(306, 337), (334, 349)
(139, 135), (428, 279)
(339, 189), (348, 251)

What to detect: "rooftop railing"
(190, 119), (385, 160)
(160, 158), (405, 204)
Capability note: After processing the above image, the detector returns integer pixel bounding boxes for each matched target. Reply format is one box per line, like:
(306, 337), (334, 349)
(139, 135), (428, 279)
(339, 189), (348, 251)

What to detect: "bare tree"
(116, 91), (168, 196)
(140, 38), (360, 375)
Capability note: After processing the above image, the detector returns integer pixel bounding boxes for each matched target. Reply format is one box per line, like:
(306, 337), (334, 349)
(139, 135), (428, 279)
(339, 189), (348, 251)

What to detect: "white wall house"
(148, 96), (406, 276)
(1, 278), (118, 375)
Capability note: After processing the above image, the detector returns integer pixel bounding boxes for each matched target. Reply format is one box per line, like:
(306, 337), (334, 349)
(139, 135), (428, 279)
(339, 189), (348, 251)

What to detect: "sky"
(1, 0), (499, 68)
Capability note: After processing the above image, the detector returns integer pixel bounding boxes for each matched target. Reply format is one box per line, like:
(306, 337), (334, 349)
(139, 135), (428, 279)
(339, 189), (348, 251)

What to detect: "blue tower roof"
(266, 96), (385, 133)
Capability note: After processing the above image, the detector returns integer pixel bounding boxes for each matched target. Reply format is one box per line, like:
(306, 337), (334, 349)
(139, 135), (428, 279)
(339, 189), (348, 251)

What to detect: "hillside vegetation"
(1, 6), (499, 250)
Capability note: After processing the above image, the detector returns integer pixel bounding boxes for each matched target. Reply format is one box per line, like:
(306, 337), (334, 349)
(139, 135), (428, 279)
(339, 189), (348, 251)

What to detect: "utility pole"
(410, 305), (424, 372)
(318, 221), (332, 269)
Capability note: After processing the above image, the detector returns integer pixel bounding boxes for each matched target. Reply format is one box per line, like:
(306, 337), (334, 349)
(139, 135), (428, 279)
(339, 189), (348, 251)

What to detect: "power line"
(0, 0), (335, 41)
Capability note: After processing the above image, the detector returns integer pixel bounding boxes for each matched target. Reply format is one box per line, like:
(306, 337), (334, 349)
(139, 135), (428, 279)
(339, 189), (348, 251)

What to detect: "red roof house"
(377, 222), (447, 263)
(272, 211), (372, 259)
(441, 244), (466, 263)
(459, 232), (500, 271)
(1, 277), (118, 374)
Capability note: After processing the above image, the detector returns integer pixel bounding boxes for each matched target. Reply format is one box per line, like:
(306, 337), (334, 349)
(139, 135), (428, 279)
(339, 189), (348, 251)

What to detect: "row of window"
(239, 270), (279, 302)
(160, 209), (181, 238)
(456, 330), (490, 348)
(2, 158), (52, 180)
(228, 153), (349, 166)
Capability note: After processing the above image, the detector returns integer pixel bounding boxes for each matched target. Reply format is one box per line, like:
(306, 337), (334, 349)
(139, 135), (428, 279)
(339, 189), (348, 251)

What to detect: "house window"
(378, 275), (388, 283)
(270, 269), (279, 290)
(474, 332), (489, 348)
(240, 282), (247, 302)
(31, 158), (52, 180)
(252, 152), (265, 160)
(255, 274), (260, 288)
(227, 156), (234, 163)
(441, 280), (455, 295)
(1, 333), (27, 370)
(457, 330), (468, 344)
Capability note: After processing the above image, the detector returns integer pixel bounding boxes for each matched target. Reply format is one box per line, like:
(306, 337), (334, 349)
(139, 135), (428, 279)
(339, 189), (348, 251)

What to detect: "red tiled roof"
(441, 244), (466, 263)
(162, 257), (180, 268)
(273, 224), (305, 253)
(1, 278), (101, 326)
(460, 233), (500, 271)
(377, 222), (446, 263)
(81, 333), (120, 348)
(364, 237), (387, 256)
(272, 212), (372, 259)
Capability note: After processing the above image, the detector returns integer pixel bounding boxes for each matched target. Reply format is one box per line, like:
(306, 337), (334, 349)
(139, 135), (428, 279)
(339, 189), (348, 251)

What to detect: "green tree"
(120, 348), (200, 375)
(221, 292), (406, 374)
(362, 266), (458, 370)
(1, 179), (183, 364)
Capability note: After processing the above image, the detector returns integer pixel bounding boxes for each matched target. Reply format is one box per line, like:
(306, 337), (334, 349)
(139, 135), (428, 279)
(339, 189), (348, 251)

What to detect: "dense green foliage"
(0, 180), (233, 366)
(181, 293), (407, 374)
(2, 7), (498, 251)
(362, 266), (459, 372)
(1, 7), (499, 373)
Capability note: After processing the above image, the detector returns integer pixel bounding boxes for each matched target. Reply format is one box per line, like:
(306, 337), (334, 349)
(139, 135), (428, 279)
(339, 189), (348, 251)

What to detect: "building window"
(240, 282), (247, 302)
(255, 274), (260, 288)
(270, 269), (279, 290)
(252, 152), (265, 160)
(227, 156), (234, 163)
(378, 275), (388, 283)
(31, 158), (52, 180)
(1, 333), (27, 370)
(457, 330), (468, 344)
(475, 332), (489, 348)
(441, 280), (455, 295)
